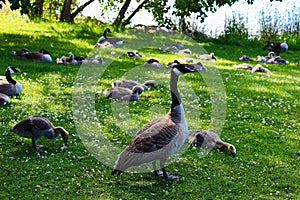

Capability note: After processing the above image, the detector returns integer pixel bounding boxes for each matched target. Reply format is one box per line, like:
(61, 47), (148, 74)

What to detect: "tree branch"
(71, 0), (95, 20)
(123, 0), (149, 26)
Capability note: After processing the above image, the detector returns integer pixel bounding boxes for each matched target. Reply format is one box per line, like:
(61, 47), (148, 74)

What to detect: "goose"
(0, 93), (10, 105)
(0, 66), (22, 96)
(297, 61), (300, 66)
(251, 64), (271, 74)
(267, 55), (289, 64)
(56, 53), (78, 65)
(257, 51), (275, 63)
(11, 116), (69, 151)
(262, 41), (288, 55)
(104, 85), (144, 101)
(239, 55), (253, 61)
(127, 50), (142, 58)
(102, 29), (123, 45)
(113, 79), (156, 91)
(12, 48), (52, 62)
(178, 48), (192, 54)
(158, 46), (179, 52)
(233, 63), (253, 70)
(144, 59), (164, 68)
(167, 60), (207, 71)
(111, 61), (205, 179)
(188, 130), (236, 157)
(97, 27), (112, 43)
(172, 42), (184, 49)
(74, 55), (105, 64)
(196, 52), (217, 60)
(94, 41), (117, 48)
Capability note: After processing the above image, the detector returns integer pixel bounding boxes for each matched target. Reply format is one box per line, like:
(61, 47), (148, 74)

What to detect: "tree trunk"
(113, 0), (132, 27)
(123, 0), (148, 26)
(35, 0), (44, 17)
(60, 0), (73, 22)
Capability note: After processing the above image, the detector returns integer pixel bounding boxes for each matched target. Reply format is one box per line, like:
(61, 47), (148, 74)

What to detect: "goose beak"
(232, 152), (236, 157)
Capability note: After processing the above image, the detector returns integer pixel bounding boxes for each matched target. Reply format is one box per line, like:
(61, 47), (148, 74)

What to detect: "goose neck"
(170, 70), (181, 110)
(5, 69), (16, 85)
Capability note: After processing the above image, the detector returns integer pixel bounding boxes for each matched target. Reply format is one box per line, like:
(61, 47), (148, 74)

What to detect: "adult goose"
(104, 85), (144, 101)
(111, 62), (204, 178)
(11, 116), (69, 151)
(196, 52), (217, 60)
(98, 28), (112, 43)
(0, 93), (10, 105)
(144, 59), (164, 68)
(188, 130), (236, 157)
(113, 79), (156, 91)
(12, 48), (52, 62)
(262, 41), (288, 55)
(0, 66), (22, 96)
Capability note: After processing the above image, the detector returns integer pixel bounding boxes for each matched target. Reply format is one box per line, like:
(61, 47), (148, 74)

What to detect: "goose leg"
(153, 160), (180, 179)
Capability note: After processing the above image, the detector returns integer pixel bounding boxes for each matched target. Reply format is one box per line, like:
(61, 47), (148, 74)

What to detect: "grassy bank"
(0, 13), (299, 199)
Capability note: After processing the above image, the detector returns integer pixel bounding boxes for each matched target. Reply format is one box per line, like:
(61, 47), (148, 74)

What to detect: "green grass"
(0, 12), (299, 199)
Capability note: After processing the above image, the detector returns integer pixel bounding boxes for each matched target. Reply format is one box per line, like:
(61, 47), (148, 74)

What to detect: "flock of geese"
(9, 28), (295, 179)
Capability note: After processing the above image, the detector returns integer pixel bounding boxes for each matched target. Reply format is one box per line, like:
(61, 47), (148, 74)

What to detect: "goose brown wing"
(30, 117), (53, 130)
(125, 116), (180, 153)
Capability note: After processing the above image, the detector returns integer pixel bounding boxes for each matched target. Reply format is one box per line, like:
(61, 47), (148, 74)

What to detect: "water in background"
(82, 0), (300, 37)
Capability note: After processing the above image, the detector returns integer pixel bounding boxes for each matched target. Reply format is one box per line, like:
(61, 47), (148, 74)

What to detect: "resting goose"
(144, 59), (164, 68)
(111, 61), (204, 179)
(251, 64), (271, 74)
(56, 53), (78, 65)
(12, 48), (52, 62)
(98, 28), (112, 43)
(233, 63), (253, 70)
(11, 116), (69, 151)
(104, 85), (144, 101)
(113, 79), (156, 91)
(158, 46), (179, 52)
(257, 51), (275, 63)
(127, 50), (142, 58)
(0, 93), (10, 105)
(196, 52), (217, 60)
(262, 41), (288, 55)
(239, 55), (253, 61)
(0, 66), (22, 96)
(188, 130), (236, 157)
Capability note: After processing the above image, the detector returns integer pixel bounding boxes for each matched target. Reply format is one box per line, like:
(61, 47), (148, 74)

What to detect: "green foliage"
(0, 13), (299, 199)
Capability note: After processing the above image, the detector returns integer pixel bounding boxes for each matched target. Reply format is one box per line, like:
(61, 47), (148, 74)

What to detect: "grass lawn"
(0, 12), (299, 199)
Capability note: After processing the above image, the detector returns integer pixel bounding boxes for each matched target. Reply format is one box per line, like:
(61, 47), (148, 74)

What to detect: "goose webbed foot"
(153, 169), (180, 179)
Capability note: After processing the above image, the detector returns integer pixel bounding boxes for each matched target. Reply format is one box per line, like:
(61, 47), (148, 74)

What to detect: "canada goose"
(188, 130), (236, 157)
(167, 60), (207, 71)
(267, 55), (289, 64)
(0, 93), (10, 105)
(98, 27), (112, 43)
(113, 79), (156, 91)
(262, 41), (288, 55)
(239, 55), (253, 61)
(257, 51), (275, 63)
(111, 61), (205, 179)
(158, 46), (179, 52)
(56, 53), (78, 65)
(233, 63), (253, 70)
(127, 50), (142, 58)
(297, 61), (300, 66)
(251, 64), (271, 74)
(144, 59), (164, 68)
(104, 85), (144, 101)
(196, 52), (217, 60)
(12, 48), (52, 62)
(11, 116), (69, 151)
(178, 48), (192, 54)
(94, 41), (117, 48)
(0, 66), (22, 96)
(74, 55), (105, 64)
(172, 42), (184, 49)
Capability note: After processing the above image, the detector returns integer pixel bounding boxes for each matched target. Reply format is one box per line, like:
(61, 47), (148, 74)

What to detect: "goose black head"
(7, 66), (20, 74)
(171, 61), (203, 75)
(228, 145), (236, 157)
(104, 28), (112, 34)
(55, 127), (69, 145)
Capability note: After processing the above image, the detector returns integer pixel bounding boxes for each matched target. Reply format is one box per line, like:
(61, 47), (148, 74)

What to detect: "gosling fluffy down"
(188, 129), (236, 157)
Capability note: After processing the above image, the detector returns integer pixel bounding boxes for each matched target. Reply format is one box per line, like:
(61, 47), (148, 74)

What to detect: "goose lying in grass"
(178, 48), (192, 54)
(196, 52), (217, 60)
(11, 116), (69, 151)
(263, 41), (288, 55)
(111, 61), (205, 179)
(158, 46), (179, 52)
(144, 59), (164, 68)
(12, 48), (52, 62)
(233, 63), (270, 74)
(127, 50), (142, 58)
(74, 55), (105, 64)
(94, 41), (117, 48)
(104, 85), (144, 101)
(0, 66), (22, 96)
(97, 27), (112, 43)
(56, 53), (78, 65)
(113, 79), (156, 91)
(0, 93), (10, 105)
(188, 130), (236, 157)
(239, 55), (253, 61)
(257, 52), (288, 64)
